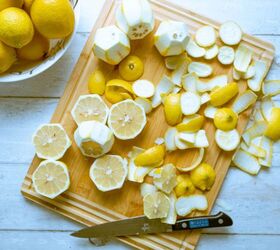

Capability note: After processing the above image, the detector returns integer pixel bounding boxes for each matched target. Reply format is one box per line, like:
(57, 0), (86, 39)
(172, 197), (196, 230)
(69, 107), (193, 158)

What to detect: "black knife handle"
(172, 211), (233, 231)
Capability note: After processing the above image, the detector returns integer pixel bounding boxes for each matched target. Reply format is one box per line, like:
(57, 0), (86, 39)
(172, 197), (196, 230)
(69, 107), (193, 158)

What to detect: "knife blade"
(71, 211), (232, 238)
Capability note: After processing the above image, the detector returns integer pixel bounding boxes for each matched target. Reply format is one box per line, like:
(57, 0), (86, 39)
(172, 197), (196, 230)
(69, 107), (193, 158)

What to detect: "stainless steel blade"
(71, 216), (172, 238)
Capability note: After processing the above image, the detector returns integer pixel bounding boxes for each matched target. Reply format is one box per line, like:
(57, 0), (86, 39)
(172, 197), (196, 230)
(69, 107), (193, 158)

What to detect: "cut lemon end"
(214, 108), (238, 131)
(215, 129), (240, 151)
(119, 55), (144, 81)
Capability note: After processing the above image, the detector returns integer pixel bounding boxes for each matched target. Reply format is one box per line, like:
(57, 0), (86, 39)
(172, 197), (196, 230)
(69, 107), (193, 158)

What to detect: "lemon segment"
(163, 93), (182, 126)
(214, 108), (238, 131)
(143, 191), (170, 219)
(71, 94), (109, 125)
(264, 107), (280, 141)
(153, 164), (177, 194)
(176, 115), (205, 132)
(108, 100), (146, 140)
(89, 155), (128, 192)
(210, 82), (239, 107)
(0, 41), (16, 73)
(88, 70), (106, 95)
(32, 160), (70, 199)
(175, 174), (195, 197)
(32, 124), (71, 160)
(134, 145), (165, 167)
(119, 55), (144, 81)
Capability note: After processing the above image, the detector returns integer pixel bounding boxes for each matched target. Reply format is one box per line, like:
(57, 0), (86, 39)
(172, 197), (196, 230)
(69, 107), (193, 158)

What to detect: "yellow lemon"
(174, 174), (196, 197)
(31, 0), (74, 39)
(134, 145), (165, 167)
(190, 163), (216, 191)
(23, 0), (34, 13)
(0, 41), (16, 73)
(0, 0), (23, 11)
(210, 82), (239, 107)
(88, 70), (106, 95)
(17, 32), (49, 60)
(214, 108), (238, 131)
(264, 107), (280, 141)
(0, 7), (34, 48)
(119, 55), (144, 81)
(176, 115), (205, 132)
(163, 93), (182, 126)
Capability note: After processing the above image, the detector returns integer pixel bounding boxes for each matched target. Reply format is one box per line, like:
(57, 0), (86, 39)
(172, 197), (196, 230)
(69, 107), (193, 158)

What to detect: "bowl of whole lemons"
(0, 0), (80, 82)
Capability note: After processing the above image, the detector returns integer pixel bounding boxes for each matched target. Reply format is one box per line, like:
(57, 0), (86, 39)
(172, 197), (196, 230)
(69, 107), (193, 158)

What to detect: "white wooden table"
(1, 0), (280, 249)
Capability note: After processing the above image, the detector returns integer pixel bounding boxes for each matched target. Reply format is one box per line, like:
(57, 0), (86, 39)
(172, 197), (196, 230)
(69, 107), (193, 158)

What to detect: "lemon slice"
(180, 92), (201, 115)
(71, 94), (109, 125)
(153, 164), (177, 194)
(215, 129), (240, 151)
(32, 124), (71, 160)
(32, 160), (70, 199)
(143, 191), (170, 219)
(89, 155), (128, 192)
(132, 80), (155, 98)
(195, 25), (216, 47)
(108, 100), (146, 140)
(218, 46), (235, 65)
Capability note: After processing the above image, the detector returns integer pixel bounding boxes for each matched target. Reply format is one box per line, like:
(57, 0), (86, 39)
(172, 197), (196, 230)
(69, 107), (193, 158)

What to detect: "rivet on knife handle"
(172, 211), (233, 231)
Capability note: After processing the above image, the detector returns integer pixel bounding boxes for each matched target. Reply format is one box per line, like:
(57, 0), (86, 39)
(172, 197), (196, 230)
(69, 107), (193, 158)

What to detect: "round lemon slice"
(71, 94), (109, 125)
(32, 124), (71, 160)
(89, 155), (128, 192)
(215, 129), (240, 151)
(143, 191), (170, 219)
(32, 160), (70, 199)
(108, 100), (146, 140)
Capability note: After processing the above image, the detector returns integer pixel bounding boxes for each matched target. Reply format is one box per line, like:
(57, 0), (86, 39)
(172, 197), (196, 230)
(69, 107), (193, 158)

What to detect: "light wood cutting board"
(21, 0), (275, 249)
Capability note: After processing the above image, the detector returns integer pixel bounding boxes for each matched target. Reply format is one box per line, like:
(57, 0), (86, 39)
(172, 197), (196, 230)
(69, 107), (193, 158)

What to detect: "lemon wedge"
(143, 191), (170, 219)
(71, 94), (109, 125)
(89, 155), (128, 192)
(153, 164), (177, 194)
(32, 160), (70, 199)
(108, 100), (146, 140)
(134, 145), (165, 167)
(32, 124), (71, 160)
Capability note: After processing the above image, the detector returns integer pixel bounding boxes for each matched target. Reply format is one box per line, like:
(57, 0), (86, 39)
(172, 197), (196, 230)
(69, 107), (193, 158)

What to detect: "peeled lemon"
(108, 100), (146, 140)
(31, 0), (74, 39)
(88, 70), (106, 95)
(134, 145), (165, 167)
(17, 32), (49, 60)
(0, 41), (16, 73)
(0, 7), (34, 48)
(32, 160), (70, 199)
(89, 155), (128, 192)
(175, 174), (196, 197)
(0, 0), (23, 11)
(190, 163), (216, 191)
(163, 93), (182, 126)
(119, 55), (144, 81)
(214, 108), (238, 131)
(264, 107), (280, 141)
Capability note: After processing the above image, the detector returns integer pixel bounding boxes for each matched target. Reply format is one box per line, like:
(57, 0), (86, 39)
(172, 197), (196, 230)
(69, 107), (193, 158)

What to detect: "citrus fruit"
(190, 163), (216, 191)
(132, 80), (155, 98)
(71, 94), (109, 125)
(119, 55), (144, 81)
(0, 7), (34, 48)
(32, 123), (71, 160)
(17, 32), (49, 60)
(176, 115), (205, 132)
(31, 0), (75, 39)
(23, 0), (34, 13)
(0, 41), (16, 73)
(89, 155), (128, 192)
(175, 174), (195, 197)
(74, 121), (114, 158)
(0, 0), (23, 11)
(134, 145), (165, 167)
(163, 93), (182, 126)
(210, 82), (239, 106)
(32, 160), (70, 199)
(134, 97), (153, 114)
(214, 108), (238, 131)
(143, 191), (170, 219)
(264, 107), (280, 141)
(108, 100), (146, 140)
(153, 164), (177, 194)
(88, 70), (106, 95)
(215, 129), (240, 151)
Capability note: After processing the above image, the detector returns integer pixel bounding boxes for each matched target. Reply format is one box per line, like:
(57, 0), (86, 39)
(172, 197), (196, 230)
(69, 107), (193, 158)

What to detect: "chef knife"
(71, 211), (232, 238)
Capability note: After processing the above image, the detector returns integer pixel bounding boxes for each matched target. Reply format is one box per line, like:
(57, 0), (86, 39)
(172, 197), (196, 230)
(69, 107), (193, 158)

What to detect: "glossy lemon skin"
(134, 145), (165, 166)
(0, 41), (16, 73)
(163, 93), (182, 126)
(214, 108), (238, 131)
(119, 55), (144, 81)
(88, 70), (106, 95)
(0, 0), (23, 11)
(176, 115), (205, 132)
(265, 107), (280, 141)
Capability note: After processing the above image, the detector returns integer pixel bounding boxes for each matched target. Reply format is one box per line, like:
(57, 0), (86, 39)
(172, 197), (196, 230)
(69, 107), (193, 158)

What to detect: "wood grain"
(20, 0), (275, 249)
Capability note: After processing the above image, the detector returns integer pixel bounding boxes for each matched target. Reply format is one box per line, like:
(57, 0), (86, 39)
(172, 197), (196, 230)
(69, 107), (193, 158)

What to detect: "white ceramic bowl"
(0, 0), (81, 83)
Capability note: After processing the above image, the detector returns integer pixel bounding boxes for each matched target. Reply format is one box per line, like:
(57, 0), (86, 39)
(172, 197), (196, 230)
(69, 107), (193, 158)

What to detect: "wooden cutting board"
(21, 0), (275, 249)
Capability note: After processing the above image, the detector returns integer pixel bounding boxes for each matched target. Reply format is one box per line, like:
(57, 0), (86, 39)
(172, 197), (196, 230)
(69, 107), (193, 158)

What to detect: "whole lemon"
(23, 0), (35, 13)
(17, 32), (49, 60)
(0, 0), (24, 11)
(31, 0), (75, 39)
(0, 41), (17, 73)
(0, 7), (34, 48)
